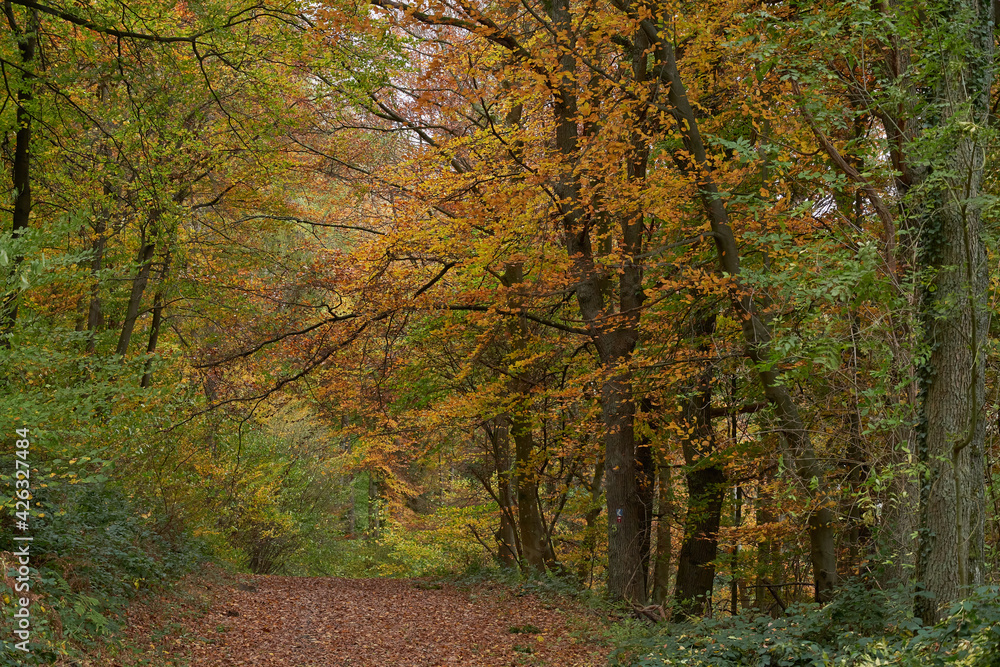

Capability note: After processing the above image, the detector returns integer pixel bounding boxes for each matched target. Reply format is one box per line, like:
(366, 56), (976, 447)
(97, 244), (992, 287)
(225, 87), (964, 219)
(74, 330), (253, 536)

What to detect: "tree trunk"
(139, 290), (164, 387)
(140, 246), (171, 387)
(116, 213), (158, 356)
(579, 453), (605, 586)
(490, 421), (520, 567)
(754, 501), (777, 614)
(500, 263), (551, 572)
(602, 366), (645, 601)
(651, 461), (673, 605)
(203, 369), (221, 455)
(545, 0), (649, 602)
(497, 496), (519, 567)
(730, 485), (743, 616)
(674, 460), (726, 617)
(0, 9), (37, 345)
(347, 474), (357, 536)
(903, 0), (992, 625)
(843, 392), (872, 578)
(638, 457), (655, 598)
(512, 419), (548, 572)
(367, 472), (380, 539)
(637, 402), (656, 596)
(674, 330), (725, 617)
(85, 218), (107, 353)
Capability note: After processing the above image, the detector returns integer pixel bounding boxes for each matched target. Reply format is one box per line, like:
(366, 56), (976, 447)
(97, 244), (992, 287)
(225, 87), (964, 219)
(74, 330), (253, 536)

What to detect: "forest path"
(117, 566), (613, 667)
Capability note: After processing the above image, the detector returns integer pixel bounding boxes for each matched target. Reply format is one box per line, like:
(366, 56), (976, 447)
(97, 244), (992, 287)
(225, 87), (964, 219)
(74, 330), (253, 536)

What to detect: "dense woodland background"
(1, 0), (1000, 663)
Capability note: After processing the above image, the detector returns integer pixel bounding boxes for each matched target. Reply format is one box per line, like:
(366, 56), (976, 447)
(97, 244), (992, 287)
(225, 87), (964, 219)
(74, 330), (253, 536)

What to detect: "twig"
(467, 524), (499, 562)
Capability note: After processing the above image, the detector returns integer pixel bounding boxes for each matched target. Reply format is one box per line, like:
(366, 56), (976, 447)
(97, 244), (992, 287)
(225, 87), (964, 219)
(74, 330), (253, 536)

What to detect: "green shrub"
(618, 585), (1000, 667)
(0, 480), (208, 665)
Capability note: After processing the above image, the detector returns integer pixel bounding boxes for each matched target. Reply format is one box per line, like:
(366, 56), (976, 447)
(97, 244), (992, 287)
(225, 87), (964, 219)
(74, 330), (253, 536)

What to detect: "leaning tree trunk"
(636, 16), (838, 601)
(116, 212), (158, 356)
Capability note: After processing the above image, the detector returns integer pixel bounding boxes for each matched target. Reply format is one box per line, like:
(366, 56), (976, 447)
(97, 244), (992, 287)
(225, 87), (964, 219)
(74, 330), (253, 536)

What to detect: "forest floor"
(91, 564), (616, 667)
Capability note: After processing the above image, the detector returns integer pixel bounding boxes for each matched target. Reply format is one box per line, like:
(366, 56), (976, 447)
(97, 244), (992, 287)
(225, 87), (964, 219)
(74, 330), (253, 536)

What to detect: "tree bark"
(512, 420), (548, 571)
(500, 263), (551, 572)
(674, 314), (725, 617)
(116, 212), (158, 356)
(0, 7), (37, 345)
(489, 420), (520, 567)
(854, 0), (992, 613)
(651, 461), (673, 605)
(85, 217), (107, 353)
(884, 0), (993, 625)
(754, 499), (777, 614)
(140, 246), (171, 387)
(636, 426), (655, 597)
(367, 472), (380, 538)
(543, 0), (651, 602)
(579, 453), (605, 586)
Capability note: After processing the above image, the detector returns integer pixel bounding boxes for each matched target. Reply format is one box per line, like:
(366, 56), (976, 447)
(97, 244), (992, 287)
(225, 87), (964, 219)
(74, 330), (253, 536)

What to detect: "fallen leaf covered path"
(121, 568), (613, 666)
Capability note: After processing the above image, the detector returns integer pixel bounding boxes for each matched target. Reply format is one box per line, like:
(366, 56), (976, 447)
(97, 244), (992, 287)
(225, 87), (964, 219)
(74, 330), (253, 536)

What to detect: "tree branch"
(446, 304), (590, 336)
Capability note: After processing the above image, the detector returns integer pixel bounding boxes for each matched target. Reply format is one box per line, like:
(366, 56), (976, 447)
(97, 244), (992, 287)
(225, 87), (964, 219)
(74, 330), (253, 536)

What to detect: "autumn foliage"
(0, 0), (998, 660)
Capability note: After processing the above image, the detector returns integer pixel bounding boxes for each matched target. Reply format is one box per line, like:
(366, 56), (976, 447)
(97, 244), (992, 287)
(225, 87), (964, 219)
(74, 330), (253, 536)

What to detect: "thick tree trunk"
(674, 463), (725, 616)
(906, 0), (992, 625)
(674, 326), (725, 617)
(552, 168), (647, 599)
(914, 210), (988, 622)
(602, 365), (646, 600)
(512, 420), (548, 572)
(542, 0), (653, 602)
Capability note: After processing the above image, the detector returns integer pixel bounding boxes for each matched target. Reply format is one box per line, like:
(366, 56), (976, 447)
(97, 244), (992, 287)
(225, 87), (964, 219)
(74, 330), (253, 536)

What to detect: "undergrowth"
(0, 481), (209, 665)
(613, 583), (1000, 667)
